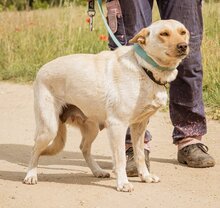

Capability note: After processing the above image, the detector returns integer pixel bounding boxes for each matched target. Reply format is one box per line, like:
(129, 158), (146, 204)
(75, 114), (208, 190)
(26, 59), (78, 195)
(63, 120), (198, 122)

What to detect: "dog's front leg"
(130, 121), (160, 183)
(107, 118), (134, 192)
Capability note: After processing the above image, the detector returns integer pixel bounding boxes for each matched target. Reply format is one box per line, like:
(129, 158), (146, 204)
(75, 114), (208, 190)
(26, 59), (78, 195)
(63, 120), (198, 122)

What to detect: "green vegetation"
(0, 5), (108, 82)
(202, 3), (220, 119)
(0, 0), (88, 11)
(0, 2), (219, 118)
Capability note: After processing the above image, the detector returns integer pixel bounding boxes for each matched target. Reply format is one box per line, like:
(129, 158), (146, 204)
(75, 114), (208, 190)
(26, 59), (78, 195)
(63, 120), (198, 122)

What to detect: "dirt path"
(0, 82), (219, 208)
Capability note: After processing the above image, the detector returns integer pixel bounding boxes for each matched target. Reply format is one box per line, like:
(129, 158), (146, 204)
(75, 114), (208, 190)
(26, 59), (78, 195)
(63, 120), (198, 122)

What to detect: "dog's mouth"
(165, 51), (188, 59)
(176, 52), (188, 58)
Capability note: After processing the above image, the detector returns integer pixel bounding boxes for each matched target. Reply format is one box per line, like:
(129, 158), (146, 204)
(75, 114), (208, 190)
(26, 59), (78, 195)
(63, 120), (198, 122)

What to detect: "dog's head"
(129, 19), (190, 68)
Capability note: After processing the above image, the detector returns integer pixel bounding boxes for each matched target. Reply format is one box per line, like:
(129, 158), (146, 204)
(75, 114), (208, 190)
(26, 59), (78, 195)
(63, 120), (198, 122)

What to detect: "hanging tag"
(89, 16), (94, 31)
(87, 0), (96, 31)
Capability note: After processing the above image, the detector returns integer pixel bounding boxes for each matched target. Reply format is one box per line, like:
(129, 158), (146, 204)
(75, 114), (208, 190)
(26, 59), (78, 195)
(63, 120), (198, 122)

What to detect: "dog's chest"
(131, 86), (167, 123)
(110, 74), (168, 122)
(151, 88), (168, 107)
(133, 78), (168, 108)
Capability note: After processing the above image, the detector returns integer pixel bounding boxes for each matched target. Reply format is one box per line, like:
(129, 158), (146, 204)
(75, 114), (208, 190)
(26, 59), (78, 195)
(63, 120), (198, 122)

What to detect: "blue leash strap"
(97, 0), (122, 48)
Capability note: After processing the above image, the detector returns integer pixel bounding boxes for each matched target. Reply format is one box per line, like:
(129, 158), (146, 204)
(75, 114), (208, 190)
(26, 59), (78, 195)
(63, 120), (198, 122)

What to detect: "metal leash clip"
(87, 0), (96, 31)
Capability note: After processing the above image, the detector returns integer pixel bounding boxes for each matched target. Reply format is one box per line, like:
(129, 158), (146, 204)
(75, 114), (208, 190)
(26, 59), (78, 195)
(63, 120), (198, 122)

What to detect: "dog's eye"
(160, 32), (169, 37)
(180, 30), (186, 35)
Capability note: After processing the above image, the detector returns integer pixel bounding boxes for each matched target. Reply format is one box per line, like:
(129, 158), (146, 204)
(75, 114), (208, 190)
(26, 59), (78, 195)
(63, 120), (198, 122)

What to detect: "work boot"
(126, 147), (150, 177)
(178, 143), (215, 168)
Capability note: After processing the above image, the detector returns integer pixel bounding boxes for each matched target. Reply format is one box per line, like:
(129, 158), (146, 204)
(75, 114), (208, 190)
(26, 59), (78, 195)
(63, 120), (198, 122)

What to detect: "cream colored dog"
(24, 19), (189, 192)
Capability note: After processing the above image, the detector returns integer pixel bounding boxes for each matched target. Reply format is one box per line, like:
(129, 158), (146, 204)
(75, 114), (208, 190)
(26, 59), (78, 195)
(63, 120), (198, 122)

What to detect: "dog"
(23, 19), (189, 192)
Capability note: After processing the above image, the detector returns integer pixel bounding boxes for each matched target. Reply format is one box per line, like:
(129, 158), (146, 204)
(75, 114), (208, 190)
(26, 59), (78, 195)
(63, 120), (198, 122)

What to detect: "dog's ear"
(129, 28), (150, 44)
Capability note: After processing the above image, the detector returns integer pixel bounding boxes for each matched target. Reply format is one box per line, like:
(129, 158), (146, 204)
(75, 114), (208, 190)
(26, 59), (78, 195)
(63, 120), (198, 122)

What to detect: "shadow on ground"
(151, 157), (178, 165)
(0, 143), (179, 188)
(0, 144), (112, 167)
(0, 144), (115, 189)
(0, 170), (115, 189)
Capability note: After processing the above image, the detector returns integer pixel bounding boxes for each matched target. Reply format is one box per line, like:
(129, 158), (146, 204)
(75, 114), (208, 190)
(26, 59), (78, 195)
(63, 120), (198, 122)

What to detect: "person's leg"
(125, 128), (151, 150)
(106, 0), (153, 49)
(119, 0), (153, 41)
(157, 0), (215, 167)
(106, 0), (127, 50)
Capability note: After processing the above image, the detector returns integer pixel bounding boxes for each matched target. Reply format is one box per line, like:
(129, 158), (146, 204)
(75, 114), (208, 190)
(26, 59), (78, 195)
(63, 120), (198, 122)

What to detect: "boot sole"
(178, 159), (215, 168)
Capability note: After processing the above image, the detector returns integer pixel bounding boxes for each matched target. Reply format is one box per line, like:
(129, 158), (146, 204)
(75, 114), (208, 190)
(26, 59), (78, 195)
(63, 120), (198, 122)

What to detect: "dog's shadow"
(151, 157), (178, 165)
(0, 144), (179, 189)
(0, 144), (114, 189)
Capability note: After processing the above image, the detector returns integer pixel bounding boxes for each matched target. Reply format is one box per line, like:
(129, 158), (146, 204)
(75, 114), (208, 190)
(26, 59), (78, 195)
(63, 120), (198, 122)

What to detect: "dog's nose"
(177, 42), (188, 52)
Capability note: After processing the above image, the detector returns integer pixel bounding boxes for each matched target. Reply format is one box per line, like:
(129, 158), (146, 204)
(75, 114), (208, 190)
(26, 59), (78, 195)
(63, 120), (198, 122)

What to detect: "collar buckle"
(143, 67), (169, 87)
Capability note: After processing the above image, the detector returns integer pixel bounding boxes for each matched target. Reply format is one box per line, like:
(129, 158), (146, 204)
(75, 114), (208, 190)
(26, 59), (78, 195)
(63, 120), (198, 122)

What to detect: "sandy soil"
(0, 82), (219, 208)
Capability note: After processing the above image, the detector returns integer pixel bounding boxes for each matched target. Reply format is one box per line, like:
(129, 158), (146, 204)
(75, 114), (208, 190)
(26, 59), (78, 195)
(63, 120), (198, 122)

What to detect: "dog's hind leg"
(79, 119), (110, 178)
(24, 82), (63, 185)
(130, 119), (160, 183)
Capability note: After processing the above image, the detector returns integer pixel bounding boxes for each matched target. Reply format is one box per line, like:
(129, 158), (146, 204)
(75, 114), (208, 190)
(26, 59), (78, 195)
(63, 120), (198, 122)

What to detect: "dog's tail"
(41, 121), (66, 156)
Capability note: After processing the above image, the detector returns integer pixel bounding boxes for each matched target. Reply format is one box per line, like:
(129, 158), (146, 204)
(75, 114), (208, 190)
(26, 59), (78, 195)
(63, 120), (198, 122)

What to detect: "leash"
(97, 0), (122, 47)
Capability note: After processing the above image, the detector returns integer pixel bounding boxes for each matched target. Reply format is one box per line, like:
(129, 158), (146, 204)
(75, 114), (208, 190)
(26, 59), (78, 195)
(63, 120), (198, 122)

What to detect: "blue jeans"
(107, 0), (206, 144)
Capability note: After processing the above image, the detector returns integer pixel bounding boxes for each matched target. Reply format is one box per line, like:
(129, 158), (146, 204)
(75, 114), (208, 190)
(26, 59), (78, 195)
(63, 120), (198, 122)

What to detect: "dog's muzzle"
(176, 42), (189, 57)
(176, 43), (188, 53)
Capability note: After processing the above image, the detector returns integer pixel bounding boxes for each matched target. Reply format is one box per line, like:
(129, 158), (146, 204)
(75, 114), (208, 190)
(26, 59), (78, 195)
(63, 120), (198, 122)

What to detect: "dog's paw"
(140, 174), (160, 183)
(93, 170), (110, 178)
(23, 173), (38, 185)
(117, 182), (134, 192)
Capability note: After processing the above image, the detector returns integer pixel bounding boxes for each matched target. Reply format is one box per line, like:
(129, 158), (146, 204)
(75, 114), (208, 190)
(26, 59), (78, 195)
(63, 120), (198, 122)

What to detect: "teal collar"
(133, 44), (175, 71)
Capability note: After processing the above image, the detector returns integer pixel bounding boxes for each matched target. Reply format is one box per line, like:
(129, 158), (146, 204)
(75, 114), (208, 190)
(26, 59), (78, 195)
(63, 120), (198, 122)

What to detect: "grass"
(0, 5), (108, 82)
(202, 3), (220, 119)
(0, 2), (219, 118)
